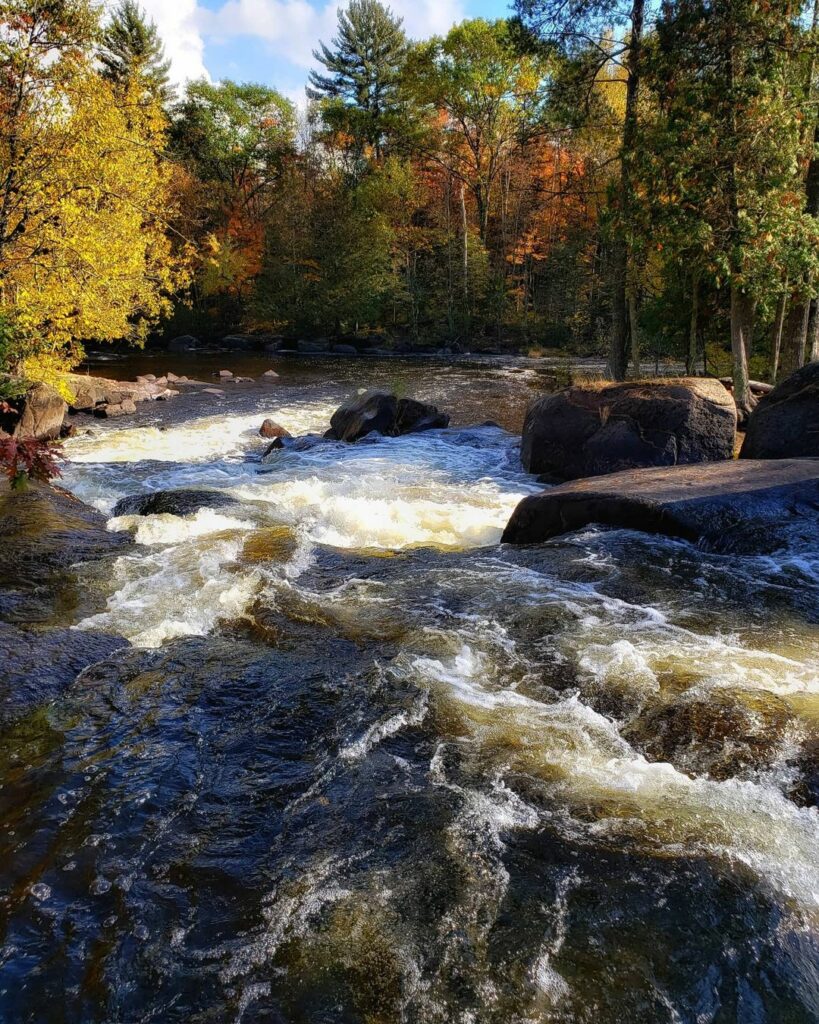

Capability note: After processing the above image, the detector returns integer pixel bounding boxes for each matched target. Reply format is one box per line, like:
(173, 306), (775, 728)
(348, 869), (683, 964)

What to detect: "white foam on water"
(76, 537), (259, 647)
(110, 508), (254, 546)
(411, 643), (819, 916)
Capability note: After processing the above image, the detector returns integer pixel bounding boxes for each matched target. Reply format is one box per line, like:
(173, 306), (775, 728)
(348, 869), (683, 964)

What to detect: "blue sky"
(133, 0), (512, 107)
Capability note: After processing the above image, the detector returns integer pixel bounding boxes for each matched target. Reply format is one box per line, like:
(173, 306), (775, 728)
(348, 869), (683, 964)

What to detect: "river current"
(3, 355), (819, 1023)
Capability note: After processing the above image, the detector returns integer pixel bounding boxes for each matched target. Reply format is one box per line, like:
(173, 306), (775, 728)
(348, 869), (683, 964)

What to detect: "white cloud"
(120, 0), (210, 84)
(124, 0), (466, 90)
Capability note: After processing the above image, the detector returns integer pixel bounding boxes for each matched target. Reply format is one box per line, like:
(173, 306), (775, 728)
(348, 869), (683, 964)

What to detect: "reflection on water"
(2, 356), (819, 1023)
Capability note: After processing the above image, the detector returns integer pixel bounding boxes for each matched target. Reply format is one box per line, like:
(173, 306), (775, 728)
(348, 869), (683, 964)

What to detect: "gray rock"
(222, 334), (263, 351)
(113, 489), (238, 518)
(0, 383), (66, 440)
(740, 362), (819, 459)
(297, 339), (330, 354)
(333, 344), (358, 355)
(502, 458), (819, 555)
(521, 378), (737, 480)
(94, 399), (137, 418)
(328, 391), (450, 442)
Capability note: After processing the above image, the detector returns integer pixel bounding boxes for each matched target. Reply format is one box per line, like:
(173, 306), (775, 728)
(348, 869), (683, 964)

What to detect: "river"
(2, 354), (819, 1023)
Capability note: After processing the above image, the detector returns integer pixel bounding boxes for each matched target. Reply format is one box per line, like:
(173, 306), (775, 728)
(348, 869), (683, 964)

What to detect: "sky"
(133, 0), (511, 107)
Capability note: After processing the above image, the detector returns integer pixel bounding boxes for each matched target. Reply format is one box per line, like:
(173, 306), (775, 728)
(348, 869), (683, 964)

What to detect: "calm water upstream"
(2, 355), (819, 1023)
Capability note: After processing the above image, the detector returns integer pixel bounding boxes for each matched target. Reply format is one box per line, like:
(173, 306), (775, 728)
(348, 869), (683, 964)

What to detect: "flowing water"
(2, 355), (819, 1023)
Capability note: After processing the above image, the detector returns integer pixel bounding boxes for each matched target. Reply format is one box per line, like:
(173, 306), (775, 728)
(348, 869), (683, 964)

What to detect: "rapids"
(2, 355), (819, 1023)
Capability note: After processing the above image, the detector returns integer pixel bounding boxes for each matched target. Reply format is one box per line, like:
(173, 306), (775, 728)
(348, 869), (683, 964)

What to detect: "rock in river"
(521, 378), (736, 480)
(740, 362), (819, 459)
(502, 458), (819, 554)
(329, 390), (450, 442)
(113, 488), (238, 518)
(259, 418), (291, 440)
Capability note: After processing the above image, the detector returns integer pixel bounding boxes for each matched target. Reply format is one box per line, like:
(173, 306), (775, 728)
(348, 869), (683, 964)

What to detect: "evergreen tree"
(99, 0), (172, 105)
(307, 0), (407, 160)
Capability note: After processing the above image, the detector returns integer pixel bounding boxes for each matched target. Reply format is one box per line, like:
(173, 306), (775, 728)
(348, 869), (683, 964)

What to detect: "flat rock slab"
(502, 459), (819, 554)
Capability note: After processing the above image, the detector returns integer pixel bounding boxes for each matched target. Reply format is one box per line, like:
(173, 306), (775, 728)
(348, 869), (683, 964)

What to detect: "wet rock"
(112, 489), (239, 518)
(331, 390), (398, 441)
(395, 397), (451, 434)
(260, 434), (328, 462)
(521, 378), (736, 480)
(202, 387), (224, 396)
(0, 481), (131, 624)
(262, 369), (279, 378)
(333, 344), (358, 355)
(0, 383), (67, 441)
(502, 458), (819, 554)
(329, 390), (450, 442)
(167, 334), (200, 352)
(624, 688), (794, 781)
(740, 362), (819, 459)
(0, 622), (128, 721)
(259, 418), (290, 440)
(94, 399), (137, 418)
(217, 369), (233, 379)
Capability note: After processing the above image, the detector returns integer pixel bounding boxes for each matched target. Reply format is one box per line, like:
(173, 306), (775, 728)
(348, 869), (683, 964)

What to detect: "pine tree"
(307, 0), (407, 160)
(98, 0), (172, 105)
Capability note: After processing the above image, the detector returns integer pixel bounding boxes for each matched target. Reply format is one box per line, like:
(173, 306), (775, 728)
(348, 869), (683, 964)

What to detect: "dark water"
(2, 356), (819, 1023)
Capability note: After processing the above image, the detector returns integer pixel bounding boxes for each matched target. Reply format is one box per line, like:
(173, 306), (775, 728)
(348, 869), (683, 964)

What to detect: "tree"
(98, 0), (172, 106)
(0, 0), (188, 377)
(515, 0), (646, 379)
(171, 80), (295, 323)
(643, 0), (815, 415)
(407, 19), (551, 244)
(307, 0), (408, 161)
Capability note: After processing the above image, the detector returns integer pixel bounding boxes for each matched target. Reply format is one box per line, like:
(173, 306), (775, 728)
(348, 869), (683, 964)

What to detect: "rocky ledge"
(502, 459), (819, 555)
(0, 482), (131, 718)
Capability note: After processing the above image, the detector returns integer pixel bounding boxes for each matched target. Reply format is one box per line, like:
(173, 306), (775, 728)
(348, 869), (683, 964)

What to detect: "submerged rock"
(521, 378), (736, 480)
(329, 390), (450, 442)
(0, 383), (67, 441)
(740, 362), (819, 459)
(113, 488), (238, 518)
(502, 458), (819, 554)
(624, 688), (794, 781)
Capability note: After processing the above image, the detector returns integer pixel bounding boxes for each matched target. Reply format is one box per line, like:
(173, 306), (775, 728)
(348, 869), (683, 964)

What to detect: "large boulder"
(113, 488), (238, 518)
(328, 390), (450, 443)
(520, 379), (736, 480)
(740, 362), (819, 459)
(65, 373), (178, 413)
(501, 458), (819, 555)
(0, 383), (66, 440)
(330, 390), (399, 442)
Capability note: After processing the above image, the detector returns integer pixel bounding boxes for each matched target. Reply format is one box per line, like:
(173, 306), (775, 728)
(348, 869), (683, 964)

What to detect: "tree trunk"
(771, 288), (787, 382)
(628, 285), (641, 377)
(687, 273), (699, 375)
(808, 297), (819, 362)
(730, 284), (755, 422)
(779, 300), (809, 379)
(609, 238), (629, 379)
(608, 0), (645, 381)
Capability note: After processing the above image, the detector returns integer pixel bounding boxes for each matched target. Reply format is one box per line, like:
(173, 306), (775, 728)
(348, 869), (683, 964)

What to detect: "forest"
(3, 0), (819, 413)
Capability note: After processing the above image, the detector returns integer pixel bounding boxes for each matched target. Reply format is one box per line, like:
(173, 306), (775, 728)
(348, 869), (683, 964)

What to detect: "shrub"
(0, 434), (63, 491)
